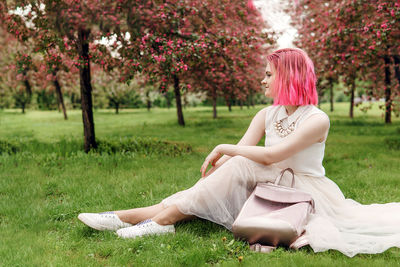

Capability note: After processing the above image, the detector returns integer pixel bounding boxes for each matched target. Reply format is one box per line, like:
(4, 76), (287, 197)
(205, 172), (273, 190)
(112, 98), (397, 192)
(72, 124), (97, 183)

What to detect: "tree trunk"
(394, 55), (400, 84)
(349, 81), (355, 118)
(23, 74), (32, 97)
(250, 90), (254, 107)
(225, 97), (232, 112)
(173, 75), (185, 126)
(349, 74), (356, 118)
(329, 78), (334, 112)
(384, 55), (392, 124)
(164, 93), (171, 109)
(23, 75), (32, 108)
(115, 102), (119, 114)
(147, 100), (151, 111)
(212, 92), (217, 119)
(53, 71), (68, 120)
(349, 76), (355, 119)
(77, 28), (97, 152)
(21, 102), (25, 114)
(239, 99), (243, 110)
(146, 91), (151, 111)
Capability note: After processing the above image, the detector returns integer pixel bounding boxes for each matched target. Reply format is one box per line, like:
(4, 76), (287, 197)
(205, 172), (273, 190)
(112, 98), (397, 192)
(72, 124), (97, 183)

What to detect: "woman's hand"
(200, 145), (223, 178)
(203, 155), (231, 178)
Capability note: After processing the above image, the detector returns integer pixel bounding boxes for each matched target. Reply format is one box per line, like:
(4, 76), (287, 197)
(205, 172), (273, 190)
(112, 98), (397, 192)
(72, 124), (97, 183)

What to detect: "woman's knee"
(228, 155), (251, 165)
(153, 205), (192, 225)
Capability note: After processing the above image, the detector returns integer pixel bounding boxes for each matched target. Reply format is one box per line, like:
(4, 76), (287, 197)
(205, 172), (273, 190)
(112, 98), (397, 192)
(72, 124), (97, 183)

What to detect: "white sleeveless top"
(264, 105), (329, 177)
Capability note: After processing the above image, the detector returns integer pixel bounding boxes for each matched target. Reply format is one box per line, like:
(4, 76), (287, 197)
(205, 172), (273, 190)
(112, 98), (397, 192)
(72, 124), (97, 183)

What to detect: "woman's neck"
(284, 105), (299, 116)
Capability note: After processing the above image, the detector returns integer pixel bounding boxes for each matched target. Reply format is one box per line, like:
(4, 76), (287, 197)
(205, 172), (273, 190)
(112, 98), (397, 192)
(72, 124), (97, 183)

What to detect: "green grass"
(0, 102), (399, 266)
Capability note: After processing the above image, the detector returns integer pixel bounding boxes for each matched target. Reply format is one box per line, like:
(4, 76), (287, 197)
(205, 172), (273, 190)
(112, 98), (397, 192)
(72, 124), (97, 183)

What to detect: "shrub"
(384, 137), (400, 150)
(95, 137), (192, 156)
(0, 140), (19, 154)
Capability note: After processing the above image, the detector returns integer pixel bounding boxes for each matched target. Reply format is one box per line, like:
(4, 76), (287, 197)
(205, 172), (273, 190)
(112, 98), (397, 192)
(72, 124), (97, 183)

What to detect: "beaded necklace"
(273, 107), (301, 138)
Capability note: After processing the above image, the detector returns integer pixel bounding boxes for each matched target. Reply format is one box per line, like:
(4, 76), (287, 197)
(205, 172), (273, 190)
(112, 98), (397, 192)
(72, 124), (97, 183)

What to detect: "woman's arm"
(200, 113), (329, 177)
(202, 108), (268, 177)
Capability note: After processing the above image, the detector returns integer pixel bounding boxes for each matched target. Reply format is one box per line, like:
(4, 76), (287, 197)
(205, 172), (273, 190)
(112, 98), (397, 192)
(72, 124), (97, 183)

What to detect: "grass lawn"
(0, 102), (400, 266)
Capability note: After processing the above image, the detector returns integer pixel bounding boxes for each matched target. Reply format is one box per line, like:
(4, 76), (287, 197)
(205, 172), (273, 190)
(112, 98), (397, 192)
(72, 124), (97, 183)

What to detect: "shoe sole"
(78, 213), (111, 231)
(289, 235), (309, 250)
(117, 228), (175, 239)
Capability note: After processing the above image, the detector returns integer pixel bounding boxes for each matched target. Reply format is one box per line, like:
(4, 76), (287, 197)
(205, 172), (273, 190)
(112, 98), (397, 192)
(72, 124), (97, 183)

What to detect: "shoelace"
(120, 220), (155, 236)
(99, 211), (115, 218)
(136, 219), (152, 226)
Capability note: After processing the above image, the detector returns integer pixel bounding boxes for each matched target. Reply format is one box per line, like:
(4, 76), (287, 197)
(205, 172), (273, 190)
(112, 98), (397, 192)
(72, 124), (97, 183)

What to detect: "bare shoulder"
(307, 112), (330, 128)
(248, 106), (276, 131)
(256, 105), (275, 117)
(301, 110), (330, 142)
(253, 106), (270, 119)
(258, 105), (272, 113)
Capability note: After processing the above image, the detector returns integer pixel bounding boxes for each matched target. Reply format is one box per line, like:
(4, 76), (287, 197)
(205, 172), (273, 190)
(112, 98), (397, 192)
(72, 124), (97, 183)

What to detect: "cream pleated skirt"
(162, 156), (400, 257)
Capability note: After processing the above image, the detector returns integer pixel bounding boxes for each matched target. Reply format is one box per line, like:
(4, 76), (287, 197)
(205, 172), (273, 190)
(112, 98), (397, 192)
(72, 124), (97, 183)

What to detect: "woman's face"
(261, 63), (275, 98)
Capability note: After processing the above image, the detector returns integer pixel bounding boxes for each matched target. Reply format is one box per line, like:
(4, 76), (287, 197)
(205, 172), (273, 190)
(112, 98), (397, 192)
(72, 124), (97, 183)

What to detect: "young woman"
(78, 48), (400, 257)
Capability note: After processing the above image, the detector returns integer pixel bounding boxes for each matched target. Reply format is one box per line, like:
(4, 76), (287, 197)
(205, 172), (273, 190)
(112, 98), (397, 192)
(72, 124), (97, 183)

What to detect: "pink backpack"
(232, 168), (314, 250)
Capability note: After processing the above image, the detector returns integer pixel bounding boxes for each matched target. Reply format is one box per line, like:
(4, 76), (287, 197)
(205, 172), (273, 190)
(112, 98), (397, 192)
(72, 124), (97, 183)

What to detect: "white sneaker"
(289, 234), (309, 250)
(116, 219), (175, 239)
(78, 211), (133, 231)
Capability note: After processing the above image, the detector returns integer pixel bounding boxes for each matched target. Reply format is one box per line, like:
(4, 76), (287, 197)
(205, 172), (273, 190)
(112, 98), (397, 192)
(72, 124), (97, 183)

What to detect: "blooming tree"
(116, 0), (273, 123)
(0, 25), (36, 112)
(292, 0), (400, 122)
(1, 0), (128, 151)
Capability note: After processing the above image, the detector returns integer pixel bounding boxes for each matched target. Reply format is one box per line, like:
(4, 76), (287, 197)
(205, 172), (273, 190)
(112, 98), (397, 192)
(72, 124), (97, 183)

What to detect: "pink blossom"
(381, 22), (388, 29)
(16, 73), (23, 80)
(247, 0), (255, 10)
(368, 45), (375, 50)
(391, 9), (395, 17)
(376, 30), (381, 38)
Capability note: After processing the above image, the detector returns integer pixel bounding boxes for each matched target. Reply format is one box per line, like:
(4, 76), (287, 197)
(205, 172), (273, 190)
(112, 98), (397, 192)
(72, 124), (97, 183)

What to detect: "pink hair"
(266, 48), (318, 106)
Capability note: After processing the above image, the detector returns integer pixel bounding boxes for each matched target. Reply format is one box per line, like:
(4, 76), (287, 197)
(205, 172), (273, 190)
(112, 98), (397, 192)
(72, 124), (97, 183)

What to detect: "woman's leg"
(78, 203), (186, 231)
(151, 205), (195, 225)
(115, 203), (194, 225)
(116, 205), (195, 238)
(115, 203), (165, 225)
(160, 156), (283, 230)
(116, 156), (281, 238)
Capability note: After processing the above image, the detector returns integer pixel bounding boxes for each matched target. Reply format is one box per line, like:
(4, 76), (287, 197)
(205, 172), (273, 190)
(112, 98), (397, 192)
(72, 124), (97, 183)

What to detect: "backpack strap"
(249, 243), (276, 253)
(274, 168), (295, 187)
